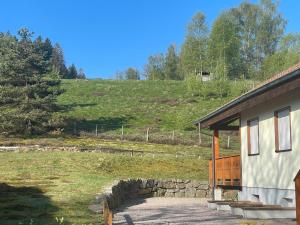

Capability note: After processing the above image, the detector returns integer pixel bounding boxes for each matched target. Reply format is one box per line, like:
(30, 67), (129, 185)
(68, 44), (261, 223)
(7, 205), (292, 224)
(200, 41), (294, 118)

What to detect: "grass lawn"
(0, 147), (208, 225)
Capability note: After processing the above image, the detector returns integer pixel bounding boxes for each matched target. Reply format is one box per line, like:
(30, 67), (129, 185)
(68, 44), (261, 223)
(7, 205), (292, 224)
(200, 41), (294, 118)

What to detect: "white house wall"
(240, 87), (300, 205)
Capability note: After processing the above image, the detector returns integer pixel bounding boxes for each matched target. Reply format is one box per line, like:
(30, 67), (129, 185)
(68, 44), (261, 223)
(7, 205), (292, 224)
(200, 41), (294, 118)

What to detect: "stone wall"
(89, 179), (210, 213)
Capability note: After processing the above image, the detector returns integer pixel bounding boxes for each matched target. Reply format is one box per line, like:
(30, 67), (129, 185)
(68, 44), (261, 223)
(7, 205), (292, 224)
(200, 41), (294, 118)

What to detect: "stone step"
(231, 205), (296, 219)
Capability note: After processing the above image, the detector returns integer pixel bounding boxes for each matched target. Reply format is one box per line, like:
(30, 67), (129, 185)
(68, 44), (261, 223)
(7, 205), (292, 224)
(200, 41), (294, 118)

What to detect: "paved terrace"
(113, 198), (295, 225)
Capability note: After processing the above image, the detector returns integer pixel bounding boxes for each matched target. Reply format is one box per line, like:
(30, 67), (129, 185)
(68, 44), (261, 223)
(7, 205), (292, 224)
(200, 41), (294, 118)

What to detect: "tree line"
(0, 29), (86, 80)
(117, 0), (300, 81)
(0, 28), (87, 135)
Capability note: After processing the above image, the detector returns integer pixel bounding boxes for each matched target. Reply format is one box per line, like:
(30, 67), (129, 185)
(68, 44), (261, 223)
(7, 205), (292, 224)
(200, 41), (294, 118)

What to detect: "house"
(200, 71), (213, 82)
(194, 62), (300, 209)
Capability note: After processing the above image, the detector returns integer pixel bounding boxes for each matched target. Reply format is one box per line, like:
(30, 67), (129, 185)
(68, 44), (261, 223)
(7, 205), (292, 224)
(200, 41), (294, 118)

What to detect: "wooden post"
(172, 130), (175, 141)
(212, 129), (220, 200)
(73, 122), (77, 135)
(121, 125), (124, 140)
(213, 130), (220, 159)
(95, 124), (98, 136)
(294, 170), (300, 225)
(198, 123), (202, 145)
(146, 128), (149, 142)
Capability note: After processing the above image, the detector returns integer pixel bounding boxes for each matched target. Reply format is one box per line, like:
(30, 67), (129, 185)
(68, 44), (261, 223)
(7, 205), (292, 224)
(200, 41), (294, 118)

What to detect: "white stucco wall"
(240, 87), (300, 191)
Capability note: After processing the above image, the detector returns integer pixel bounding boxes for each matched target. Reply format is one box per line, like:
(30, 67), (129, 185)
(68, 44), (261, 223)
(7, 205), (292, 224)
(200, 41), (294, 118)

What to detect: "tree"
(77, 68), (86, 79)
(164, 45), (181, 80)
(256, 0), (286, 59)
(51, 43), (67, 78)
(261, 33), (300, 80)
(229, 0), (286, 78)
(144, 54), (165, 80)
(208, 11), (244, 79)
(114, 71), (125, 80)
(66, 64), (78, 79)
(0, 28), (62, 135)
(180, 12), (209, 78)
(125, 67), (140, 80)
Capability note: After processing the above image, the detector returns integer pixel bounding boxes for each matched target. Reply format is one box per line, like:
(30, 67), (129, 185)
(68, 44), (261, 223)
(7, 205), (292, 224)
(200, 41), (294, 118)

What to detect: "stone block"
(176, 183), (186, 189)
(175, 191), (186, 198)
(165, 191), (175, 197)
(138, 188), (152, 195)
(164, 181), (175, 189)
(196, 190), (207, 198)
(185, 188), (196, 197)
(156, 188), (166, 197)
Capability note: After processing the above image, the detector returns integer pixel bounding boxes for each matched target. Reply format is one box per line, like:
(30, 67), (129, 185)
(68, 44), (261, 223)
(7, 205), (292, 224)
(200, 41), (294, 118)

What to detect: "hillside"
(57, 79), (252, 147)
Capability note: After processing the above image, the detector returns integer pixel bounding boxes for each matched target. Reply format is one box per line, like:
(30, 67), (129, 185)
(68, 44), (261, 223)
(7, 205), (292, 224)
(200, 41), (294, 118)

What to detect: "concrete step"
(231, 205), (296, 219)
(207, 200), (235, 209)
(216, 201), (253, 211)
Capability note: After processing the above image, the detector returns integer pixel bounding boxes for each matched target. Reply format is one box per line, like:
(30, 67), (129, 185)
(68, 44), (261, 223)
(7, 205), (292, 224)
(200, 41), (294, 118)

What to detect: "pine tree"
(77, 68), (86, 79)
(0, 28), (62, 135)
(51, 43), (67, 78)
(164, 45), (181, 80)
(66, 64), (78, 79)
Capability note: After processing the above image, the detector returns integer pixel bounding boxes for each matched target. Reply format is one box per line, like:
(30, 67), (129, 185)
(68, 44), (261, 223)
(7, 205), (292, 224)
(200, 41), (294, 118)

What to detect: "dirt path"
(113, 197), (295, 225)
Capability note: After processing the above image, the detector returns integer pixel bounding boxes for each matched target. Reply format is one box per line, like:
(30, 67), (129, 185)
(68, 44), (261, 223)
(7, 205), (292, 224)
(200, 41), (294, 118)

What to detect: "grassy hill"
(57, 79), (252, 147)
(0, 79), (253, 224)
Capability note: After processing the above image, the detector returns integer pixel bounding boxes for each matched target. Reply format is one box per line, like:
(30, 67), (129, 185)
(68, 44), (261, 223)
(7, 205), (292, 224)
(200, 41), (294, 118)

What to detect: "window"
(274, 107), (291, 152)
(247, 118), (259, 155)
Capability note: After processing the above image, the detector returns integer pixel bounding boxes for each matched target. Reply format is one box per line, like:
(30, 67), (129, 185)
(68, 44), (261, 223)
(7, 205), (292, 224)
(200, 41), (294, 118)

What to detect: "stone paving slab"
(113, 197), (295, 225)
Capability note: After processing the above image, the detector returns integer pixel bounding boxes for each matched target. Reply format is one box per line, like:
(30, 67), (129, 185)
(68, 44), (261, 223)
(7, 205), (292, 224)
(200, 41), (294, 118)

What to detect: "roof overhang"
(194, 63), (300, 129)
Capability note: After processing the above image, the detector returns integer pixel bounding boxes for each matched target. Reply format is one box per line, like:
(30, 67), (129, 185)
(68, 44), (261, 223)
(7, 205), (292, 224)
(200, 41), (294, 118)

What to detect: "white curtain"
(278, 109), (291, 150)
(250, 119), (259, 154)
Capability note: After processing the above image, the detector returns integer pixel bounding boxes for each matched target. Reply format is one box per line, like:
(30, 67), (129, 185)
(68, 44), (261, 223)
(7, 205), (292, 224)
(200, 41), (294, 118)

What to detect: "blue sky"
(1, 0), (299, 79)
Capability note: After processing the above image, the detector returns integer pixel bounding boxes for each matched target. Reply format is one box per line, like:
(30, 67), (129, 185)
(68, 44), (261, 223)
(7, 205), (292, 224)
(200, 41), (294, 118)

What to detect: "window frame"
(247, 117), (260, 156)
(274, 106), (292, 153)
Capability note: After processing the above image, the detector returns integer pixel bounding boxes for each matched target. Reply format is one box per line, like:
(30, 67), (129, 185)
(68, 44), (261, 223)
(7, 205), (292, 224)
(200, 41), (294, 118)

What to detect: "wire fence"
(69, 122), (240, 151)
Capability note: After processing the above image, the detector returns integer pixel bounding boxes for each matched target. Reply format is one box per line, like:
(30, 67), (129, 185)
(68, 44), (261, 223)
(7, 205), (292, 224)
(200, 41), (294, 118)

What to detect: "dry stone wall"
(90, 179), (210, 212)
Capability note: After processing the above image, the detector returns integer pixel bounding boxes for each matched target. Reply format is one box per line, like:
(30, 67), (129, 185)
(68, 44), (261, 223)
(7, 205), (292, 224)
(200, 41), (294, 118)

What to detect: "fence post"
(121, 125), (124, 140)
(198, 123), (202, 145)
(131, 149), (133, 157)
(95, 124), (98, 136)
(172, 130), (175, 141)
(73, 122), (77, 135)
(146, 128), (149, 142)
(227, 136), (231, 149)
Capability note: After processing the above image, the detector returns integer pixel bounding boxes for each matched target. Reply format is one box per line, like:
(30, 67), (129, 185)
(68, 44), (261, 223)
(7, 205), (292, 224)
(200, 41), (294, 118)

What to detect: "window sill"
(248, 153), (260, 156)
(275, 149), (292, 153)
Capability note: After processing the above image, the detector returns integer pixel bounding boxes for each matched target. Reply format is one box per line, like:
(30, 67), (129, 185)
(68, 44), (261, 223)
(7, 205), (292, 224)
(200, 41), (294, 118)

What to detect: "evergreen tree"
(66, 64), (78, 79)
(77, 68), (86, 79)
(164, 45), (181, 80)
(0, 28), (62, 135)
(51, 43), (67, 78)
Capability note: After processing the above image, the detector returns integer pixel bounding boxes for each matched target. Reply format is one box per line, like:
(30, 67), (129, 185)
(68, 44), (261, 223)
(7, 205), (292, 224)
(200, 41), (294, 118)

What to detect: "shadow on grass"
(0, 183), (66, 225)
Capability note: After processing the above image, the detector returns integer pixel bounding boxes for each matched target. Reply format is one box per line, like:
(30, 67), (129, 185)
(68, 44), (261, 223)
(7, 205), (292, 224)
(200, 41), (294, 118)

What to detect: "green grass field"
(56, 79), (249, 147)
(0, 79), (246, 224)
(0, 148), (207, 225)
